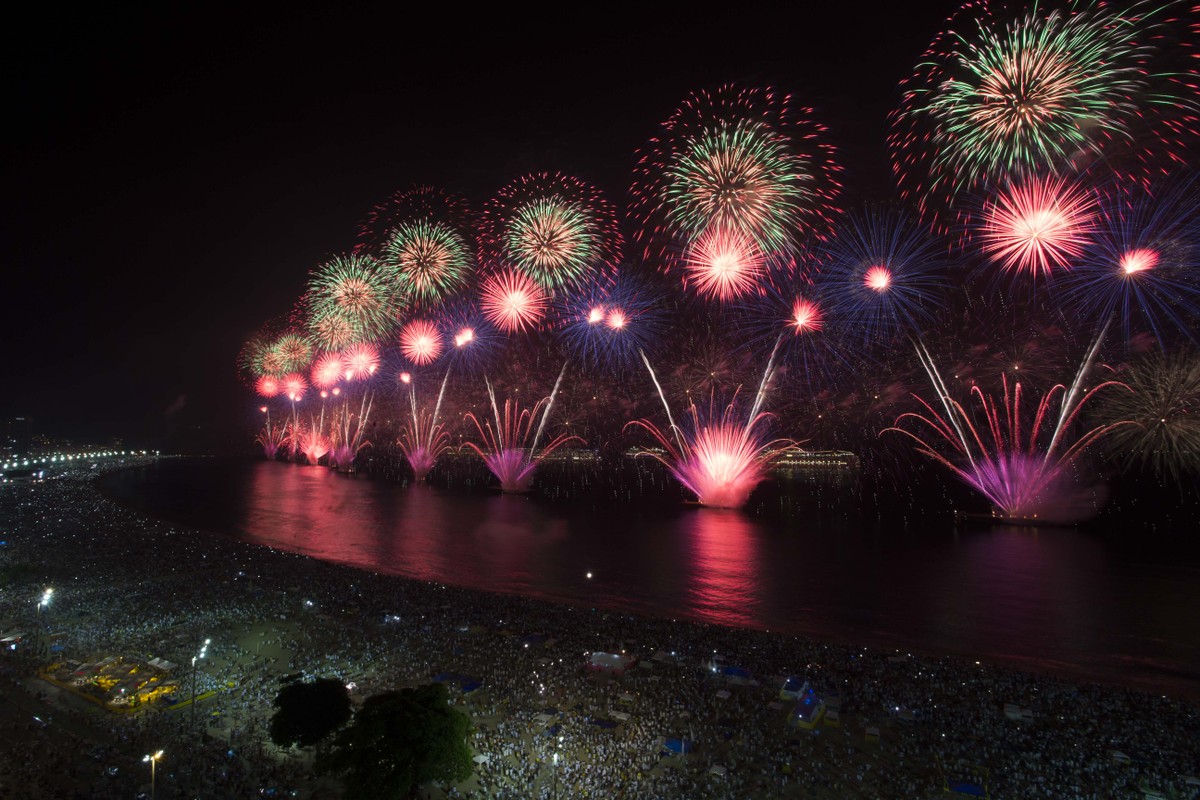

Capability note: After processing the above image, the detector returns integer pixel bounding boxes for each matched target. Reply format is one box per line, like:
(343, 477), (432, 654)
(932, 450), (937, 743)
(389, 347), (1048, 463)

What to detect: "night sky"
(3, 3), (962, 448)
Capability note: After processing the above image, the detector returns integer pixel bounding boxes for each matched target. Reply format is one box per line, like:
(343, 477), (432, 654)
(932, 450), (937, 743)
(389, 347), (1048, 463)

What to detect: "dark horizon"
(3, 3), (962, 446)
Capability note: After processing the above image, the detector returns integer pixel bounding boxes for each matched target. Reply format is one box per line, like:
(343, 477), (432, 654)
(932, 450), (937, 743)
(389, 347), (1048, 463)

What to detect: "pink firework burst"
(282, 373), (308, 402)
(981, 176), (1096, 276)
(341, 342), (380, 381)
(480, 269), (547, 333)
(863, 265), (892, 292)
(310, 352), (343, 389)
(1119, 247), (1158, 275)
(255, 375), (282, 398)
(626, 398), (793, 510)
(684, 225), (767, 300)
(789, 299), (823, 334)
(399, 319), (444, 365)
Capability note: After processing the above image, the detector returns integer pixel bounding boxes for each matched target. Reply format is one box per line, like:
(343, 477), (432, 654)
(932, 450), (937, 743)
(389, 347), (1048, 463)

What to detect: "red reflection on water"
(683, 509), (762, 627)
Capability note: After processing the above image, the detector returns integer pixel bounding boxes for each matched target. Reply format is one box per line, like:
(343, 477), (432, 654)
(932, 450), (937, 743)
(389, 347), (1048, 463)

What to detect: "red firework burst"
(341, 342), (380, 381)
(684, 225), (767, 300)
(311, 352), (344, 389)
(480, 269), (547, 333)
(255, 375), (281, 397)
(399, 320), (444, 366)
(981, 176), (1096, 276)
(282, 373), (308, 401)
(789, 299), (823, 334)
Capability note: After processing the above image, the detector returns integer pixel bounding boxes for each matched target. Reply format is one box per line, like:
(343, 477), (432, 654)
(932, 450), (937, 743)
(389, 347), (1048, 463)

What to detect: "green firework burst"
(305, 253), (401, 350)
(381, 218), (473, 305)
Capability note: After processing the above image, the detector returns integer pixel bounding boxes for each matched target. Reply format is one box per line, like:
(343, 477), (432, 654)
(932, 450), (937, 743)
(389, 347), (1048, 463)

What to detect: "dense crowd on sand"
(1, 459), (1198, 800)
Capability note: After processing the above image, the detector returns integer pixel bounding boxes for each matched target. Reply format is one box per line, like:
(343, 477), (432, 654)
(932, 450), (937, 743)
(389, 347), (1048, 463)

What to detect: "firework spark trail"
(748, 333), (784, 423)
(464, 380), (583, 493)
(890, 334), (1133, 519)
(639, 348), (684, 453)
(530, 361), (570, 455)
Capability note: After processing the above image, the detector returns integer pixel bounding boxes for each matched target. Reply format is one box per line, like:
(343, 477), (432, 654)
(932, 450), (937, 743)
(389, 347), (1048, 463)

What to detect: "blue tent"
(664, 738), (696, 754)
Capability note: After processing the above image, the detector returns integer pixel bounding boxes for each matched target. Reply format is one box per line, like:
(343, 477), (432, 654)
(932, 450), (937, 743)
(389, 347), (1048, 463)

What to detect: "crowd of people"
(0, 458), (1197, 799)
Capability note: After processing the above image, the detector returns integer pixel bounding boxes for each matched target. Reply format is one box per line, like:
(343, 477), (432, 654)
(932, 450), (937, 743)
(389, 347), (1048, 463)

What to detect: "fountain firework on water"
(330, 391), (373, 471)
(398, 374), (451, 481)
(464, 373), (581, 493)
(255, 408), (289, 460)
(626, 349), (793, 509)
(886, 337), (1134, 520)
(296, 424), (331, 465)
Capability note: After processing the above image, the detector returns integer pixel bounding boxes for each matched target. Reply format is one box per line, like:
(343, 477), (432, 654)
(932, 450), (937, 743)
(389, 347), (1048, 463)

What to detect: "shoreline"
(100, 455), (1200, 704)
(2, 460), (1198, 798)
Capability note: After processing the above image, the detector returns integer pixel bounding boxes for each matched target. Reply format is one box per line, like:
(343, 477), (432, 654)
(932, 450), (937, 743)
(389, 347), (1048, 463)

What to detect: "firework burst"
(310, 352), (344, 390)
(820, 207), (947, 343)
(340, 342), (380, 381)
(399, 319), (444, 366)
(632, 84), (840, 268)
(1062, 177), (1200, 344)
(683, 224), (769, 301)
(305, 253), (402, 349)
(382, 218), (473, 306)
(556, 274), (666, 370)
(980, 175), (1097, 277)
(480, 269), (548, 333)
(255, 375), (282, 398)
(281, 373), (309, 402)
(1098, 348), (1200, 480)
(891, 0), (1193, 221)
(483, 172), (622, 290)
(270, 332), (314, 374)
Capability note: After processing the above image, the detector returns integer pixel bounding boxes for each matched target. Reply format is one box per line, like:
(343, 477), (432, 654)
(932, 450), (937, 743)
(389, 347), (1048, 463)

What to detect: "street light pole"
(143, 750), (163, 800)
(191, 638), (210, 726)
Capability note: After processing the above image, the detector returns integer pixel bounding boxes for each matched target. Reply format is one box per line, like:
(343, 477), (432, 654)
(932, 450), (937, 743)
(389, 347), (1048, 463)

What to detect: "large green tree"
(269, 677), (352, 748)
(317, 683), (473, 799)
